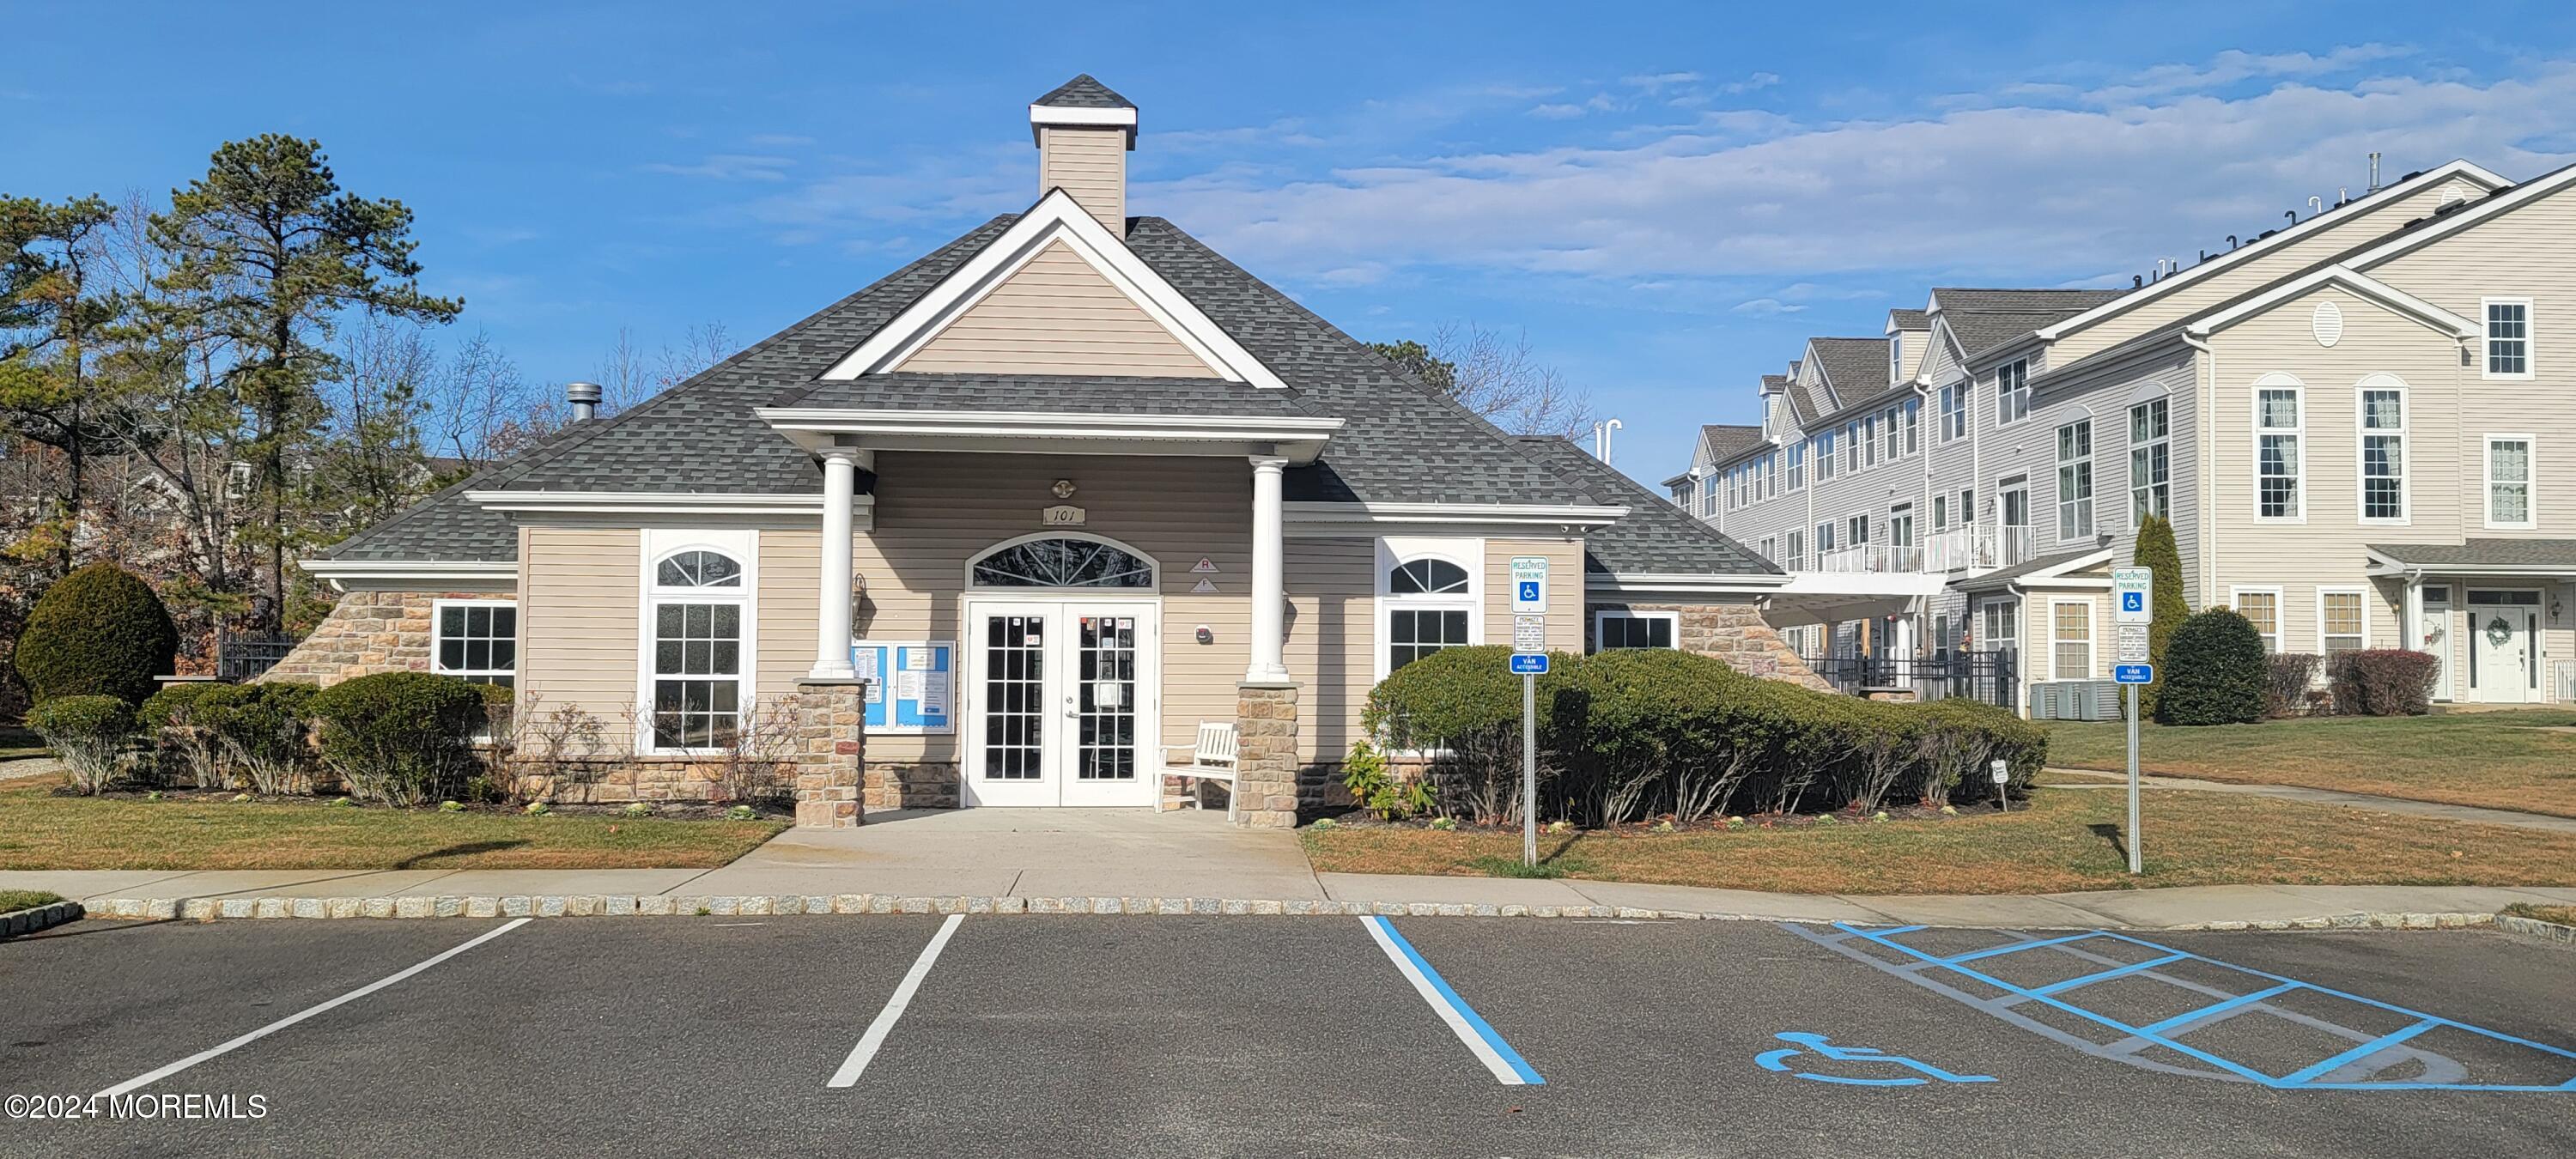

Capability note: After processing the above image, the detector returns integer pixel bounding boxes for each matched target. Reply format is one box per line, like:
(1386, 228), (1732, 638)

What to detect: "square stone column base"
(789, 678), (868, 828)
(1232, 681), (1300, 828)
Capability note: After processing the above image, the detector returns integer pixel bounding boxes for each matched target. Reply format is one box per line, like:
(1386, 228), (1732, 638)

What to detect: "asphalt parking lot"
(3, 915), (2570, 1157)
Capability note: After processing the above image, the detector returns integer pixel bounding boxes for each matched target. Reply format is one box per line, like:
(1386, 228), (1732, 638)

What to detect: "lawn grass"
(0, 780), (787, 871)
(1300, 787), (2576, 895)
(2045, 709), (2576, 817)
(2502, 902), (2576, 926)
(0, 889), (65, 913)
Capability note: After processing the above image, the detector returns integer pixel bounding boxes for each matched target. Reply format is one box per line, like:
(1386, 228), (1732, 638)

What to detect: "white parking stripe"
(93, 918), (533, 1100)
(828, 913), (963, 1089)
(1363, 916), (1545, 1085)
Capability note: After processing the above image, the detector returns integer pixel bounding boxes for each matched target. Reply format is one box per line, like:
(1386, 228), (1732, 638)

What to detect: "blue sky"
(9, 2), (2576, 484)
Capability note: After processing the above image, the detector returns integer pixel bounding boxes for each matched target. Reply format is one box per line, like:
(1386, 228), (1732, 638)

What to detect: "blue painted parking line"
(2136, 981), (2300, 1037)
(1362, 917), (1545, 1085)
(2032, 952), (2190, 996)
(1795, 923), (2576, 1094)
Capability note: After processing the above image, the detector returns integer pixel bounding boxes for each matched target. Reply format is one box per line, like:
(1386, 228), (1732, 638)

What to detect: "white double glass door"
(963, 600), (1159, 807)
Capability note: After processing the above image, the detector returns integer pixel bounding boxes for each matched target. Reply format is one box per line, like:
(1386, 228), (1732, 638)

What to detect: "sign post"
(2111, 567), (2154, 876)
(1509, 556), (1550, 868)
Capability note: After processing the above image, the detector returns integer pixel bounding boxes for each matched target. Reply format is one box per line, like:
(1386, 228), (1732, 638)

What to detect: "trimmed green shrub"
(2156, 609), (2269, 725)
(308, 671), (486, 806)
(27, 695), (139, 794)
(2328, 649), (2439, 716)
(1363, 646), (2047, 826)
(1363, 646), (1577, 823)
(141, 682), (228, 789)
(197, 682), (320, 795)
(13, 562), (180, 706)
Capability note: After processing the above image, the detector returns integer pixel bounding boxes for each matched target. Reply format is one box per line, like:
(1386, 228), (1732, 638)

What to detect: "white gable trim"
(821, 190), (1290, 390)
(2345, 160), (2576, 270)
(2035, 161), (2510, 342)
(2184, 265), (2477, 340)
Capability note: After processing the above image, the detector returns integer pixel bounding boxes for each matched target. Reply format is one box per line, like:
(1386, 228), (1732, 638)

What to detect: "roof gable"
(823, 190), (1287, 389)
(892, 237), (1218, 377)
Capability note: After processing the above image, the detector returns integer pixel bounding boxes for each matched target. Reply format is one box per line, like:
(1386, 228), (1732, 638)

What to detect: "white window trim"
(2482, 296), (2536, 382)
(2128, 397), (2171, 527)
(2316, 585), (2370, 656)
(1995, 359), (2032, 428)
(2048, 597), (2095, 681)
(636, 529), (759, 757)
(2354, 374), (2410, 526)
(2252, 374), (2307, 525)
(430, 598), (519, 683)
(2231, 585), (2285, 654)
(1846, 510), (1871, 548)
(1371, 536), (1485, 684)
(2484, 433), (2538, 530)
(2056, 417), (2094, 543)
(1593, 609), (1680, 652)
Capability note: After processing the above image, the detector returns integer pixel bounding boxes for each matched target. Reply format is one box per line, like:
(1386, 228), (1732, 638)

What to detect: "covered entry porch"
(2369, 541), (2576, 706)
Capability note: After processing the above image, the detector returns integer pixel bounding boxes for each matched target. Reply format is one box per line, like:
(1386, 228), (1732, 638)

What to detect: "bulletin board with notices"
(848, 640), (954, 734)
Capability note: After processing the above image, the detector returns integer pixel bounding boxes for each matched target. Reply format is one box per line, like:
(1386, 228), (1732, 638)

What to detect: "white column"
(1247, 455), (1291, 683)
(809, 447), (861, 680)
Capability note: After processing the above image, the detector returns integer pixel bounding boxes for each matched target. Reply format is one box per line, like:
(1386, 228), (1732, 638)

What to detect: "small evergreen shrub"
(26, 695), (139, 794)
(2134, 513), (2187, 715)
(1340, 740), (1431, 821)
(2263, 653), (2322, 719)
(2328, 649), (2439, 716)
(13, 562), (180, 706)
(197, 682), (320, 795)
(1363, 646), (1575, 824)
(2156, 609), (2269, 725)
(141, 682), (227, 789)
(308, 671), (487, 806)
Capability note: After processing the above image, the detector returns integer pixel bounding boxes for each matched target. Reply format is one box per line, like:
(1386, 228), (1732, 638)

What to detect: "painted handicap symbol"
(1755, 1032), (1996, 1087)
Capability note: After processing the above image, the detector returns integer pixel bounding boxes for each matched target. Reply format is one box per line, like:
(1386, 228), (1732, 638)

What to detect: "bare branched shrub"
(712, 700), (797, 804)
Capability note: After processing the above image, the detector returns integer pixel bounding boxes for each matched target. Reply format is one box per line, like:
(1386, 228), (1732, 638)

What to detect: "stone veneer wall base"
(1231, 682), (1301, 828)
(789, 678), (867, 828)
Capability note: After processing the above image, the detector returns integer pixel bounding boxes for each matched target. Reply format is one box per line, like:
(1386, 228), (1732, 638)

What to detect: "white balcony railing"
(1810, 526), (2043, 575)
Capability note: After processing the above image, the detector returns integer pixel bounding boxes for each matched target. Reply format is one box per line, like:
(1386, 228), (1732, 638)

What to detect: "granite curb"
(64, 894), (2510, 931)
(2495, 912), (2576, 945)
(1, 900), (87, 938)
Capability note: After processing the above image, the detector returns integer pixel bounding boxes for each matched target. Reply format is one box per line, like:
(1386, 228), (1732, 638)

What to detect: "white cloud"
(1141, 58), (2576, 292)
(2088, 44), (2414, 103)
(641, 154), (797, 182)
(1731, 298), (1806, 315)
(1530, 103), (1589, 120)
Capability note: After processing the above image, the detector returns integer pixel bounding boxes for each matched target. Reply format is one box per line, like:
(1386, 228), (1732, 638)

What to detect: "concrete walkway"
(8, 804), (2573, 930)
(2044, 766), (2576, 834)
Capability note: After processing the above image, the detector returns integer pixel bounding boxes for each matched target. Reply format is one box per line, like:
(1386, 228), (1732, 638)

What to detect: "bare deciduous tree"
(1373, 321), (1595, 440)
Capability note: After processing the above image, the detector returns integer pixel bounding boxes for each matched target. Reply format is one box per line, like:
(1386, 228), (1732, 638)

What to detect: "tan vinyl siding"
(1038, 125), (1126, 233)
(758, 528), (822, 715)
(2205, 286), (2462, 658)
(1483, 538), (1584, 651)
(1287, 538), (1375, 761)
(893, 238), (1216, 378)
(2052, 177), (2494, 364)
(519, 525), (643, 745)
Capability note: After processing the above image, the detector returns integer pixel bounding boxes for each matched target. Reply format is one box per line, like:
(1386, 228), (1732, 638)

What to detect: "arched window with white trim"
(967, 534), (1157, 590)
(1376, 537), (1482, 679)
(644, 531), (755, 753)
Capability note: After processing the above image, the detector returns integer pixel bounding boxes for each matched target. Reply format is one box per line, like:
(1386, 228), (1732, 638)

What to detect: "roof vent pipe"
(2368, 152), (2381, 192)
(566, 380), (602, 423)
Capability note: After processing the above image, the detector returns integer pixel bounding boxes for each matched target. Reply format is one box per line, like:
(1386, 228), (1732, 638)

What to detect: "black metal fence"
(1798, 649), (2018, 708)
(216, 633), (298, 683)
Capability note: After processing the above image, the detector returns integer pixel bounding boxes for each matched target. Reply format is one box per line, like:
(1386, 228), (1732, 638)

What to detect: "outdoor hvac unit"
(2029, 680), (2120, 721)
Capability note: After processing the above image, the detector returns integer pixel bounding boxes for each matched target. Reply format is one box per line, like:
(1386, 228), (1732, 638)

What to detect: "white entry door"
(2466, 590), (2539, 704)
(962, 600), (1159, 807)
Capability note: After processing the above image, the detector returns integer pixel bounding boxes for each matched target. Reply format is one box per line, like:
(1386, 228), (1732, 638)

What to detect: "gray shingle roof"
(1929, 288), (2127, 364)
(1807, 337), (1889, 398)
(2366, 539), (2576, 568)
(1032, 75), (1133, 109)
(1699, 423), (1760, 464)
(330, 209), (1613, 561)
(1887, 307), (1929, 330)
(1953, 546), (2112, 592)
(1513, 436), (1779, 576)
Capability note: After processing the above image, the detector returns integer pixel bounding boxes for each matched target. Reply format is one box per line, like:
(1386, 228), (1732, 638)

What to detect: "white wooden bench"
(1159, 720), (1239, 821)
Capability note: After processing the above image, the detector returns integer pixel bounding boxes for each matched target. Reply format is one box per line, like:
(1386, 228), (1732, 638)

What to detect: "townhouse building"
(1673, 159), (2576, 711)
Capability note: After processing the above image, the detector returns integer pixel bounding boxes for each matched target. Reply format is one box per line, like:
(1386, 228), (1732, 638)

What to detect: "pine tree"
(2133, 513), (2187, 715)
(146, 136), (460, 631)
(0, 194), (133, 576)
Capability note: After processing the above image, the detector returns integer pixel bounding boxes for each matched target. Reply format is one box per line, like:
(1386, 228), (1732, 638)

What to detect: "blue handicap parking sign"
(1509, 652), (1550, 675)
(1517, 580), (1541, 603)
(2121, 591), (2145, 613)
(2114, 663), (2154, 683)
